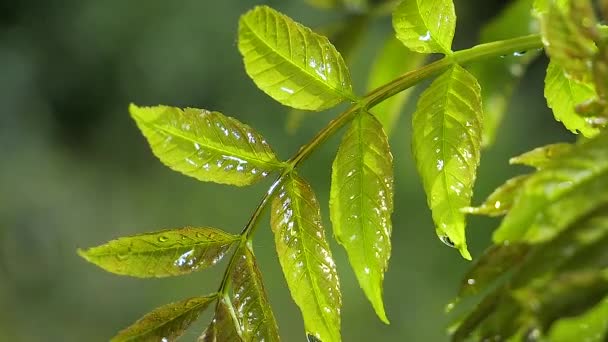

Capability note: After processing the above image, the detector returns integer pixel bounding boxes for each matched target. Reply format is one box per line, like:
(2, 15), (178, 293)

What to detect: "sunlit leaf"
(129, 104), (285, 186)
(412, 64), (483, 260)
(509, 142), (574, 169)
(392, 0), (456, 54)
(112, 295), (216, 342)
(493, 132), (608, 243)
(470, 0), (538, 146)
(330, 111), (393, 323)
(238, 5), (356, 111)
(367, 36), (426, 135)
(229, 246), (280, 341)
(198, 300), (242, 342)
(271, 173), (341, 342)
(547, 296), (608, 342)
(462, 175), (529, 217)
(78, 227), (238, 277)
(545, 61), (600, 136)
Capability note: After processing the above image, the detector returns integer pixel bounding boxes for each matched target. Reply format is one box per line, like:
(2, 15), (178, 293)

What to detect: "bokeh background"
(0, 0), (575, 341)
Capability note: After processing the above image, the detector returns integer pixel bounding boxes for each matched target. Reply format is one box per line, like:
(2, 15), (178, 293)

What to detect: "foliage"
(79, 0), (608, 340)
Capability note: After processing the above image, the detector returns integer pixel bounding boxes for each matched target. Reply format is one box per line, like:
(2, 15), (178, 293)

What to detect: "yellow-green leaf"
(367, 36), (426, 135)
(199, 300), (243, 342)
(78, 227), (238, 277)
(112, 295), (216, 342)
(230, 246), (280, 341)
(271, 173), (341, 342)
(129, 104), (285, 186)
(392, 0), (456, 54)
(238, 6), (355, 111)
(545, 61), (600, 136)
(509, 142), (574, 169)
(462, 175), (529, 217)
(330, 111), (393, 323)
(412, 64), (483, 260)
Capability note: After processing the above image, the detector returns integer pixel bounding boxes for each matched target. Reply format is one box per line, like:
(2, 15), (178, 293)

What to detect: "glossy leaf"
(129, 104), (285, 186)
(392, 0), (456, 54)
(271, 173), (341, 342)
(412, 64), (483, 260)
(112, 295), (216, 342)
(229, 246), (280, 341)
(238, 5), (355, 111)
(509, 142), (574, 169)
(493, 132), (608, 243)
(330, 111), (393, 323)
(198, 300), (242, 342)
(367, 36), (426, 135)
(547, 296), (608, 342)
(462, 175), (529, 217)
(470, 0), (538, 146)
(545, 61), (600, 137)
(78, 227), (238, 277)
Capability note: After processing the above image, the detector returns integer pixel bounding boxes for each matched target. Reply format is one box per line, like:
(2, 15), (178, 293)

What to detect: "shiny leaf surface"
(230, 246), (280, 341)
(238, 6), (355, 111)
(392, 0), (456, 54)
(462, 175), (529, 217)
(494, 133), (608, 243)
(199, 300), (243, 342)
(112, 295), (216, 342)
(130, 104), (284, 186)
(78, 227), (238, 277)
(545, 61), (600, 136)
(271, 173), (341, 342)
(412, 64), (483, 260)
(509, 142), (574, 169)
(367, 36), (426, 135)
(330, 111), (393, 323)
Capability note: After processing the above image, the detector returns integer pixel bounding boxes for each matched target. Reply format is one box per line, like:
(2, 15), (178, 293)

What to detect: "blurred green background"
(0, 0), (575, 341)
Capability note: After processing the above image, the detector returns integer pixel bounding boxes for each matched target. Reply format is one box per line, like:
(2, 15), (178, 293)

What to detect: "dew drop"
(467, 278), (476, 285)
(439, 235), (455, 248)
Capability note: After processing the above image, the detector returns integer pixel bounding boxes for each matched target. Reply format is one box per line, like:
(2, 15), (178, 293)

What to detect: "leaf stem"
(217, 32), (544, 296)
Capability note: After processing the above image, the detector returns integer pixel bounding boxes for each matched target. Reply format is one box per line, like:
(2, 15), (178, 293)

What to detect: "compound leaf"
(230, 246), (280, 341)
(238, 5), (355, 111)
(78, 227), (238, 277)
(509, 142), (574, 169)
(198, 300), (242, 342)
(330, 110), (393, 323)
(271, 173), (342, 342)
(112, 295), (216, 342)
(412, 64), (483, 260)
(392, 0), (456, 54)
(545, 61), (600, 136)
(130, 104), (285, 186)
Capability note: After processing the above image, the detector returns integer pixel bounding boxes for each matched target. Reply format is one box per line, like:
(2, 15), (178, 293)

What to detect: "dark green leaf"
(392, 0), (456, 54)
(230, 246), (280, 341)
(112, 295), (216, 342)
(330, 111), (393, 323)
(129, 104), (285, 186)
(412, 64), (484, 260)
(271, 173), (341, 342)
(547, 296), (608, 342)
(545, 61), (600, 136)
(367, 36), (426, 135)
(78, 227), (238, 277)
(198, 300), (242, 342)
(462, 175), (529, 217)
(509, 143), (574, 169)
(493, 133), (608, 243)
(238, 6), (355, 111)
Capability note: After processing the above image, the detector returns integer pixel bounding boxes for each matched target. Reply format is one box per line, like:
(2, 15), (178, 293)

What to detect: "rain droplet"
(439, 235), (455, 248)
(158, 235), (169, 242)
(467, 278), (476, 285)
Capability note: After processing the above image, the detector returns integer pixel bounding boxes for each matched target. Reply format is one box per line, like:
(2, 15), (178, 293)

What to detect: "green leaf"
(129, 104), (285, 186)
(545, 61), (600, 136)
(547, 296), (608, 342)
(462, 175), (529, 217)
(493, 132), (608, 243)
(509, 143), (574, 169)
(329, 111), (393, 323)
(367, 36), (426, 135)
(198, 300), (242, 342)
(470, 0), (538, 146)
(412, 64), (484, 260)
(392, 0), (456, 54)
(78, 227), (238, 277)
(229, 246), (280, 341)
(540, 0), (597, 81)
(238, 5), (355, 111)
(112, 295), (216, 342)
(271, 173), (342, 342)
